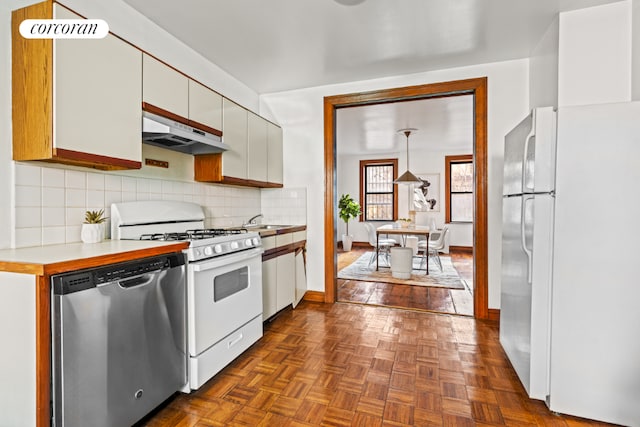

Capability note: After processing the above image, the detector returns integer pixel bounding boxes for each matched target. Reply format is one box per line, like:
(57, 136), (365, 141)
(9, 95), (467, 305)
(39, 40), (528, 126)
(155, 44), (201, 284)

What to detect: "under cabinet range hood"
(142, 111), (229, 155)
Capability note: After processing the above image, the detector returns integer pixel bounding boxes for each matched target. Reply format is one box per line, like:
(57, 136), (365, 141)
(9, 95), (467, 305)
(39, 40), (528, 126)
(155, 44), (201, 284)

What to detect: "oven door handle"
(190, 248), (264, 272)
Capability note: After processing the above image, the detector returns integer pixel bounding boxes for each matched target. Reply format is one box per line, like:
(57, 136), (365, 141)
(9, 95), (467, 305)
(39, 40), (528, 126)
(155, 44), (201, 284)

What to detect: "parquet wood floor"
(337, 247), (474, 316)
(141, 302), (613, 426)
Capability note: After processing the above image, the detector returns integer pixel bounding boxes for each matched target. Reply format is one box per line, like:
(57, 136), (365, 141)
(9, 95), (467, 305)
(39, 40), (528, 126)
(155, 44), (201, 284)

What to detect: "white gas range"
(111, 201), (264, 390)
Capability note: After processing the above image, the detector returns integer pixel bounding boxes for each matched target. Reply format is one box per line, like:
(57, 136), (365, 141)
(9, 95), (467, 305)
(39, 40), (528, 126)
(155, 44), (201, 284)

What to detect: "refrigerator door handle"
(521, 195), (534, 284)
(521, 130), (535, 193)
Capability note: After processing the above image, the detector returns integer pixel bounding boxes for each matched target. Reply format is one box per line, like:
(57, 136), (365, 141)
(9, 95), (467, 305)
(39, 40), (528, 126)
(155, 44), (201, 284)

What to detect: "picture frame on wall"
(413, 173), (440, 212)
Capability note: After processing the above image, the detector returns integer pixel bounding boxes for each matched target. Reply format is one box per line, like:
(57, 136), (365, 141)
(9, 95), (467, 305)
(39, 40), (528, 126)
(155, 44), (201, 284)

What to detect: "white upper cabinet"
(267, 122), (283, 185)
(54, 7), (142, 163)
(142, 54), (188, 117)
(247, 112), (268, 182)
(221, 98), (248, 179)
(188, 80), (222, 131)
(12, 3), (141, 169)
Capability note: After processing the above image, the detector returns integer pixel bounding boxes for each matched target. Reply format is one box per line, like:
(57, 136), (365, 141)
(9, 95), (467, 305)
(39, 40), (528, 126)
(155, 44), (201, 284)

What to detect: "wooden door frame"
(323, 77), (489, 319)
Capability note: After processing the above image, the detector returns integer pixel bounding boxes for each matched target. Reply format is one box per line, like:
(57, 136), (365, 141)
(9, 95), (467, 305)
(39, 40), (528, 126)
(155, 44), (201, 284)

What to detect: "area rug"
(337, 251), (466, 289)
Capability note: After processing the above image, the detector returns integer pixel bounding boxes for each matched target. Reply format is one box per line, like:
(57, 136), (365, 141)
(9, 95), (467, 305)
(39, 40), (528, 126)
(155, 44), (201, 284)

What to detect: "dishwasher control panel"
(52, 253), (185, 295)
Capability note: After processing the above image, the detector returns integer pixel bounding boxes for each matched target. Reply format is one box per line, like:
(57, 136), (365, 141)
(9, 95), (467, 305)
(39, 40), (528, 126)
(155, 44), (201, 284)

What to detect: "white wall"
(261, 59), (530, 309)
(633, 0), (640, 101)
(559, 0), (633, 106)
(530, 17), (559, 109)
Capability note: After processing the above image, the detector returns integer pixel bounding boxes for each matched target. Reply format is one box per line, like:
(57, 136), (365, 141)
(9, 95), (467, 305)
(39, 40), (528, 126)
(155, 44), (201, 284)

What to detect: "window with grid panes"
(445, 155), (473, 223)
(359, 159), (398, 221)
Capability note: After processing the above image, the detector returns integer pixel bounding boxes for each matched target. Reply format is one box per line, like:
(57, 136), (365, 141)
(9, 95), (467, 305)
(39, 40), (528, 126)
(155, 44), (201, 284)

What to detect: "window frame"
(359, 158), (398, 222)
(445, 154), (474, 224)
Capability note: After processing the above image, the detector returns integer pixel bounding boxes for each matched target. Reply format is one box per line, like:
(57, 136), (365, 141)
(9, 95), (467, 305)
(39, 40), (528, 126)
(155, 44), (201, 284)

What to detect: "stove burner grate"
(139, 228), (249, 241)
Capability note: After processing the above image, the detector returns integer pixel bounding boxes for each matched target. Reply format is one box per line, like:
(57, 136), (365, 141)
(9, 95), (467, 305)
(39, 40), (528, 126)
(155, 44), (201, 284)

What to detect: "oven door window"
(213, 266), (248, 302)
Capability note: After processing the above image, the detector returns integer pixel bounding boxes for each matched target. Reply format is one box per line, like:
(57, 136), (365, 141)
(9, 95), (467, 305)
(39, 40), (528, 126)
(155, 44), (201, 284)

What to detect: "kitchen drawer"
(275, 233), (293, 247)
(261, 236), (276, 251)
(189, 315), (262, 389)
(293, 231), (306, 243)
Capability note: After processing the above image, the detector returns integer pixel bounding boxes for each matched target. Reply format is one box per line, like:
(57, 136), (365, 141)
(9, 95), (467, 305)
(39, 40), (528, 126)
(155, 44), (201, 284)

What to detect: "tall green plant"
(338, 194), (361, 235)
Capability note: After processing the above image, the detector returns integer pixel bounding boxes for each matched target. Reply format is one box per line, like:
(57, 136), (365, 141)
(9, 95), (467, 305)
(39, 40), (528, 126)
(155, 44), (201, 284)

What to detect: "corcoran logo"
(19, 19), (109, 39)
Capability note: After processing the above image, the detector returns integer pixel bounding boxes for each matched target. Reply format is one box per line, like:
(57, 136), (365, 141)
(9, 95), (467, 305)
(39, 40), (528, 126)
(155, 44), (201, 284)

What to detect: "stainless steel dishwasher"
(51, 253), (187, 427)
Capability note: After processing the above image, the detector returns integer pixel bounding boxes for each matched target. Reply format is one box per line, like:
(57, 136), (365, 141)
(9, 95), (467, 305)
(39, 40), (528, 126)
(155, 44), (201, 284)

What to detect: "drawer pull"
(228, 333), (243, 348)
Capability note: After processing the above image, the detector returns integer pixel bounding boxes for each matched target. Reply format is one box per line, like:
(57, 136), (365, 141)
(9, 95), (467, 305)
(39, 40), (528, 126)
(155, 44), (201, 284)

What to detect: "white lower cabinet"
(262, 258), (277, 320)
(276, 252), (295, 312)
(261, 232), (306, 320)
(0, 272), (37, 427)
(294, 250), (306, 308)
(261, 254), (295, 320)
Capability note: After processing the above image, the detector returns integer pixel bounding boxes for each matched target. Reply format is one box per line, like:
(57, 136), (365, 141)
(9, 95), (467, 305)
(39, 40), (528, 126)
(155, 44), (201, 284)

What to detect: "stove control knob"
(245, 238), (253, 247)
(214, 245), (223, 254)
(252, 238), (260, 246)
(230, 241), (239, 250)
(204, 246), (213, 256)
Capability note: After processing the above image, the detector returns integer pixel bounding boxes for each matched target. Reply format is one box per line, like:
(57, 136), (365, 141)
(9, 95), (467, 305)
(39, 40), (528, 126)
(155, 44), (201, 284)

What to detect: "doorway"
(323, 77), (490, 319)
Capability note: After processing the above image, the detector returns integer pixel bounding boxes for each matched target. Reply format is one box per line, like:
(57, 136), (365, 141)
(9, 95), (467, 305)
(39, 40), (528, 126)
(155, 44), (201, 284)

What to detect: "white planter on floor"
(342, 234), (353, 251)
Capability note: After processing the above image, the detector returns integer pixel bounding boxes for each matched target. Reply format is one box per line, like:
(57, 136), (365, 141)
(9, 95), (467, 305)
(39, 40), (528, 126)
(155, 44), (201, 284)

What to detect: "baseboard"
(449, 245), (473, 253)
(338, 241), (369, 250)
(302, 290), (325, 303)
(351, 241), (370, 248)
(488, 308), (500, 322)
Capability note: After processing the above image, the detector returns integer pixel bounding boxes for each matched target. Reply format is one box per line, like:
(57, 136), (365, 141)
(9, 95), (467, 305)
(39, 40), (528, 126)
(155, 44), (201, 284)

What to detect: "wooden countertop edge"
(258, 225), (306, 237)
(0, 242), (189, 276)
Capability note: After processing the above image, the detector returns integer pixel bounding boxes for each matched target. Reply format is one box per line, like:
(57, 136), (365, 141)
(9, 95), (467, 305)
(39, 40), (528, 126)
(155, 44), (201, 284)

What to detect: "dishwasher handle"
(118, 273), (158, 289)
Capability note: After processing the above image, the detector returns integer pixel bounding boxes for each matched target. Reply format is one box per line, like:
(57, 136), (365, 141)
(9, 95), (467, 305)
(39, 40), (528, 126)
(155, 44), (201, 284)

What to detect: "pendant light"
(393, 128), (422, 184)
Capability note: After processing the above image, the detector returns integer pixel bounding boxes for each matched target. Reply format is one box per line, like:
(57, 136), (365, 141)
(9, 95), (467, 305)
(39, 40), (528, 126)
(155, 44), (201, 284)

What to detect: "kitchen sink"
(244, 224), (290, 230)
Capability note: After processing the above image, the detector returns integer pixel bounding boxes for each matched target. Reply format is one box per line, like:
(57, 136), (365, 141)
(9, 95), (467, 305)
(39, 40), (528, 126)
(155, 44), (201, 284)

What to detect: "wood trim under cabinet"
(53, 148), (142, 170)
(220, 177), (283, 188)
(194, 154), (283, 188)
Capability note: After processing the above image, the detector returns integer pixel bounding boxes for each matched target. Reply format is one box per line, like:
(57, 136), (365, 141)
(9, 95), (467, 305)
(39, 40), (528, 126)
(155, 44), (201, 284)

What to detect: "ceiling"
(336, 95), (473, 155)
(122, 0), (619, 95)
(120, 0), (618, 155)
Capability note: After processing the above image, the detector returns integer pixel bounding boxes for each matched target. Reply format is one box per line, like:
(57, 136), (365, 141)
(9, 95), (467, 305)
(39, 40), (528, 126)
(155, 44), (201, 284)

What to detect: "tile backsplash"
(261, 188), (307, 226)
(14, 163), (270, 248)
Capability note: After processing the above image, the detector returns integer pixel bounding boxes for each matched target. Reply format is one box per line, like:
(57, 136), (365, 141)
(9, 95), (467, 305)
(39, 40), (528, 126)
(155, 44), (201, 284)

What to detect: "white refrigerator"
(500, 101), (640, 426)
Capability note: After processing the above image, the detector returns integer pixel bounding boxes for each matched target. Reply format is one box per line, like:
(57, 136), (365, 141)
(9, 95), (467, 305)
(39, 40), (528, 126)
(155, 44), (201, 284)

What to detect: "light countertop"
(255, 224), (306, 237)
(0, 240), (189, 276)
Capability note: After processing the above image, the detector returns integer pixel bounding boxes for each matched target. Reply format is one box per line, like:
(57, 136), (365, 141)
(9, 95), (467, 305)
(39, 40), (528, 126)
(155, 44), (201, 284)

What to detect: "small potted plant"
(338, 194), (361, 251)
(81, 209), (107, 243)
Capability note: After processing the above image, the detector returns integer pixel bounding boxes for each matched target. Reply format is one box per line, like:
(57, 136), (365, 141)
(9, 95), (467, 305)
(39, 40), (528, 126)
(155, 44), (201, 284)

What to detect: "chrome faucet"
(244, 213), (263, 226)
